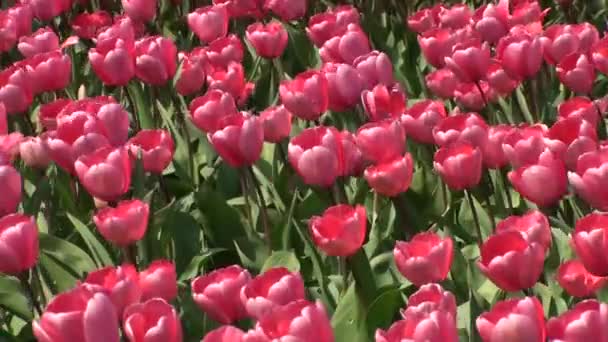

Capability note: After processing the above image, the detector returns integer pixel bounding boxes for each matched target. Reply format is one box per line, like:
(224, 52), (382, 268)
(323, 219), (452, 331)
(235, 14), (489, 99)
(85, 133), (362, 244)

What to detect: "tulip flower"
(20, 50), (71, 95)
(191, 265), (251, 324)
(558, 96), (600, 126)
(203, 326), (245, 342)
(548, 116), (598, 170)
(279, 70), (329, 121)
(17, 27), (59, 58)
(547, 300), (608, 341)
(19, 135), (51, 169)
(246, 21), (288, 59)
(89, 22), (136, 86)
(134, 35), (177, 86)
(355, 120), (405, 164)
(407, 5), (442, 34)
(308, 204), (367, 257)
(557, 260), (606, 298)
(205, 34), (244, 68)
(212, 0), (262, 18)
(175, 48), (207, 96)
(454, 81), (498, 111)
(74, 146), (131, 202)
(0, 165), (22, 218)
(121, 0), (156, 22)
(123, 298), (182, 342)
(401, 100), (446, 144)
(240, 267), (305, 319)
(27, 0), (72, 22)
(592, 36), (608, 75)
(361, 83), (407, 122)
(434, 142), (483, 191)
(376, 309), (458, 342)
(557, 53), (596, 94)
(260, 105), (292, 143)
(7, 4), (32, 39)
(306, 5), (360, 47)
(394, 232), (453, 286)
(476, 297), (546, 342)
(322, 62), (364, 112)
(445, 39), (491, 83)
(189, 90), (239, 133)
(572, 213), (608, 277)
(207, 62), (247, 101)
(495, 210), (551, 251)
(482, 125), (511, 169)
(208, 113), (264, 168)
(83, 264), (141, 315)
(187, 5), (229, 44)
(127, 129), (175, 174)
(485, 63), (519, 96)
(288, 126), (342, 187)
(364, 155), (414, 197)
(418, 28), (457, 68)
(139, 260), (177, 302)
(502, 124), (551, 168)
(71, 11), (113, 39)
(320, 24), (370, 65)
(406, 283), (457, 319)
(432, 112), (488, 148)
(264, 0), (307, 21)
(569, 149), (608, 211)
(425, 68), (459, 99)
(473, 3), (509, 44)
(0, 65), (32, 115)
(478, 231), (545, 291)
(33, 286), (120, 342)
(93, 199), (150, 246)
(0, 214), (38, 275)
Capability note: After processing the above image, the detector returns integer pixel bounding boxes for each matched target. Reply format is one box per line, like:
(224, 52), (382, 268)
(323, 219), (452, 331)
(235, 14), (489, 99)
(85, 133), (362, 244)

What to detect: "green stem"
(239, 170), (254, 233)
(122, 245), (138, 269)
(484, 173), (497, 230)
(500, 169), (514, 213)
(248, 167), (272, 249)
(19, 271), (42, 316)
(465, 190), (484, 247)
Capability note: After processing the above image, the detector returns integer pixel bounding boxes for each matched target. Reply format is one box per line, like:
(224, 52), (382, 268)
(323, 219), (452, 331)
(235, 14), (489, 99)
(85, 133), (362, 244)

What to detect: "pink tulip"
(175, 48), (207, 96)
(89, 21), (135, 86)
(394, 232), (453, 286)
(406, 283), (457, 319)
(139, 260), (177, 302)
(558, 96), (600, 126)
(418, 28), (457, 68)
(454, 81), (497, 111)
(309, 204), (366, 257)
(407, 5), (442, 34)
(203, 326), (245, 342)
(241, 267), (305, 319)
(123, 298), (182, 342)
(212, 0), (262, 18)
(434, 143), (483, 191)
(320, 24), (370, 65)
(93, 200), (149, 246)
(0, 214), (38, 275)
(338, 130), (365, 177)
(0, 11), (17, 53)
(17, 27), (59, 58)
(569, 149), (608, 210)
(121, 0), (156, 22)
(352, 51), (394, 91)
(482, 124), (511, 169)
(19, 135), (51, 169)
(547, 300), (608, 341)
(355, 120), (405, 164)
(189, 90), (239, 133)
(188, 5), (229, 44)
(495, 210), (551, 251)
(208, 112), (264, 168)
(0, 165), (22, 217)
(288, 126), (342, 187)
(476, 297), (546, 342)
(7, 4), (32, 38)
(263, 0), (307, 21)
(205, 34), (244, 68)
(502, 124), (551, 168)
(74, 146), (131, 202)
(279, 70), (328, 121)
(307, 5), (360, 47)
(557, 260), (606, 298)
(25, 0), (72, 22)
(361, 83), (406, 122)
(376, 309), (458, 342)
(572, 213), (608, 277)
(322, 62), (364, 112)
(127, 129), (175, 174)
(84, 265), (141, 315)
(548, 116), (598, 170)
(207, 62), (247, 100)
(134, 35), (177, 85)
(71, 11), (113, 39)
(486, 62), (519, 96)
(246, 21), (288, 59)
(33, 286), (120, 342)
(401, 100), (446, 144)
(592, 36), (608, 75)
(192, 265), (251, 324)
(0, 132), (23, 163)
(557, 53), (596, 94)
(444, 39), (491, 83)
(96, 103), (130, 147)
(439, 4), (471, 30)
(473, 3), (509, 44)
(425, 68), (458, 99)
(260, 105), (292, 143)
(20, 50), (71, 95)
(364, 155), (414, 197)
(0, 65), (33, 114)
(432, 112), (488, 148)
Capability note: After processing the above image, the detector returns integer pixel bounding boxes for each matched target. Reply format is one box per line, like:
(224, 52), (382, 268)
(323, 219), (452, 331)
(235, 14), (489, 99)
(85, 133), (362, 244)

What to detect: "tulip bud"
(477, 297), (546, 342)
(260, 105), (292, 143)
(123, 298), (182, 342)
(557, 260), (606, 298)
(364, 155), (414, 197)
(188, 5), (229, 44)
(74, 146), (131, 202)
(139, 260), (177, 301)
(280, 70), (328, 121)
(93, 199), (149, 246)
(84, 265), (141, 315)
(309, 204), (366, 257)
(434, 143), (483, 191)
(134, 35), (177, 86)
(495, 210), (551, 251)
(121, 0), (156, 22)
(17, 27), (59, 58)
(394, 232), (453, 286)
(240, 267), (305, 319)
(246, 21), (288, 59)
(0, 214), (38, 275)
(127, 129), (175, 174)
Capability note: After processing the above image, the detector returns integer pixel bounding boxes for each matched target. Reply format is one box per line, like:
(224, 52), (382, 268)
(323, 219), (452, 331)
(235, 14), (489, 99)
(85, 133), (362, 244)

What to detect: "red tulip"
(26, 0), (72, 22)
(478, 231), (545, 291)
(573, 213), (608, 277)
(139, 260), (177, 302)
(212, 0), (262, 18)
(260, 105), (292, 143)
(0, 11), (17, 53)
(394, 232), (453, 286)
(19, 135), (51, 169)
(263, 0), (307, 21)
(71, 11), (113, 39)
(208, 112), (264, 168)
(406, 283), (457, 319)
(569, 149), (608, 210)
(191, 265), (251, 324)
(175, 48), (207, 96)
(364, 155), (414, 197)
(353, 51), (394, 91)
(434, 143), (483, 191)
(33, 286), (120, 342)
(444, 39), (491, 83)
(241, 267), (305, 319)
(425, 68), (458, 99)
(361, 83), (406, 122)
(376, 309), (458, 342)
(307, 5), (360, 47)
(557, 259), (606, 298)
(93, 199), (149, 246)
(454, 81), (498, 111)
(356, 120), (405, 164)
(246, 21), (288, 59)
(432, 112), (488, 148)
(205, 34), (244, 68)
(486, 63), (519, 96)
(279, 70), (328, 121)
(0, 214), (38, 275)
(401, 100), (446, 144)
(17, 27), (58, 58)
(495, 210), (551, 250)
(407, 5), (442, 34)
(557, 53), (596, 94)
(38, 98), (69, 130)
(320, 24), (370, 65)
(339, 130), (365, 177)
(123, 298), (182, 342)
(548, 116), (598, 170)
(592, 36), (608, 75)
(188, 5), (229, 44)
(476, 297), (546, 342)
(508, 149), (568, 207)
(243, 300), (334, 342)
(207, 62), (247, 100)
(74, 146), (131, 202)
(121, 0), (156, 22)
(547, 300), (608, 341)
(309, 204), (366, 257)
(203, 326), (245, 342)
(127, 129), (174, 174)
(473, 3), (509, 44)
(0, 65), (32, 114)
(0, 132), (23, 164)
(84, 265), (141, 315)
(481, 125), (511, 169)
(322, 62), (364, 112)
(502, 124), (551, 168)
(418, 28), (457, 68)
(0, 164), (21, 217)
(134, 36), (177, 86)
(189, 90), (239, 133)
(558, 96), (600, 127)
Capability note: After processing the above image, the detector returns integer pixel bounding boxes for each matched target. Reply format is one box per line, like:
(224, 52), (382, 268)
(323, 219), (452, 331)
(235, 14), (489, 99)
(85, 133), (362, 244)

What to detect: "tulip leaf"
(458, 195), (493, 242)
(127, 82), (154, 129)
(331, 284), (368, 342)
(67, 213), (114, 268)
(0, 276), (33, 321)
(163, 210), (203, 275)
(262, 250), (301, 273)
(38, 233), (96, 279)
(365, 286), (404, 336)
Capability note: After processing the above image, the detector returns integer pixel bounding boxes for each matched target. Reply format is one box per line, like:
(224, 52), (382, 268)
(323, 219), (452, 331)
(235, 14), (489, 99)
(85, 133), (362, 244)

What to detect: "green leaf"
(262, 251), (301, 273)
(348, 249), (378, 306)
(178, 248), (229, 282)
(163, 210), (203, 275)
(39, 233), (96, 279)
(365, 287), (404, 335)
(126, 82), (154, 129)
(67, 213), (114, 267)
(331, 284), (368, 342)
(458, 195), (493, 242)
(0, 276), (32, 321)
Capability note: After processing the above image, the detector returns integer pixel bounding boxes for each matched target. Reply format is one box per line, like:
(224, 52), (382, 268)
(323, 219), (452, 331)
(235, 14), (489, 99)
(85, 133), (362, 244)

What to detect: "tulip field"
(5, 0), (608, 340)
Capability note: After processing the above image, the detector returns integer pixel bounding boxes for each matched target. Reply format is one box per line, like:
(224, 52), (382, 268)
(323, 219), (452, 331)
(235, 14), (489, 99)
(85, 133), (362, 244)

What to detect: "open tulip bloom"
(7, 0), (608, 341)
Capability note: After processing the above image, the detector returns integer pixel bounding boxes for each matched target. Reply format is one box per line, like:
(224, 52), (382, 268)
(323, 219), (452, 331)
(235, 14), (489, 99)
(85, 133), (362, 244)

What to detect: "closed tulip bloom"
(21, 50), (71, 94)
(592, 36), (608, 75)
(0, 165), (21, 217)
(0, 11), (17, 53)
(93, 199), (149, 246)
(481, 125), (511, 169)
(495, 210), (551, 250)
(356, 120), (405, 164)
(557, 260), (606, 298)
(280, 70), (328, 121)
(322, 63), (363, 112)
(17, 27), (58, 58)
(444, 39), (491, 83)
(573, 213), (608, 277)
(473, 3), (509, 44)
(89, 31), (135, 86)
(558, 96), (600, 126)
(547, 300), (608, 341)
(418, 28), (457, 68)
(439, 4), (471, 30)
(84, 265), (141, 315)
(364, 155), (414, 197)
(569, 149), (608, 210)
(33, 286), (120, 342)
(241, 267), (305, 319)
(246, 21), (288, 59)
(189, 90), (239, 133)
(191, 265), (251, 324)
(0, 214), (38, 275)
(209, 113), (264, 168)
(406, 284), (457, 319)
(339, 130), (365, 177)
(244, 300), (334, 342)
(71, 11), (113, 39)
(432, 112), (488, 148)
(205, 34), (244, 68)
(26, 0), (72, 22)
(401, 100), (446, 144)
(309, 204), (366, 257)
(478, 231), (545, 291)
(486, 62), (519, 96)
(476, 297), (545, 342)
(134, 36), (177, 85)
(407, 5), (442, 34)
(19, 135), (50, 169)
(127, 129), (174, 174)
(394, 232), (453, 286)
(0, 65), (32, 114)
(121, 0), (156, 22)
(39, 98), (69, 130)
(454, 82), (498, 111)
(434, 143), (483, 191)
(288, 126), (342, 187)
(74, 146), (131, 202)
(508, 149), (568, 207)
(123, 298), (182, 342)
(0, 132), (23, 164)
(207, 62), (247, 100)
(175, 48), (207, 96)
(306, 5), (360, 47)
(96, 103), (130, 147)
(353, 51), (394, 91)
(7, 4), (32, 38)
(260, 105), (292, 143)
(362, 83), (407, 122)
(542, 24), (598, 65)
(264, 0), (307, 21)
(425, 68), (458, 99)
(320, 24), (370, 65)
(502, 124), (551, 168)
(557, 53), (596, 94)
(188, 5), (229, 44)
(376, 310), (458, 342)
(547, 116), (598, 170)
(212, 0), (262, 18)
(139, 260), (177, 301)
(203, 326), (245, 342)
